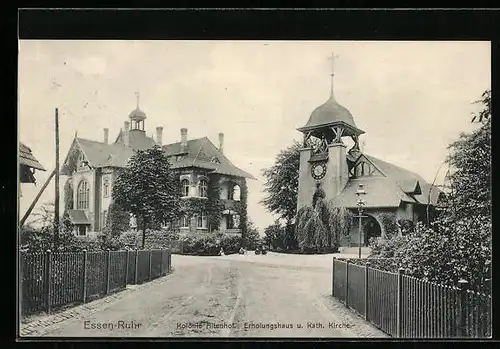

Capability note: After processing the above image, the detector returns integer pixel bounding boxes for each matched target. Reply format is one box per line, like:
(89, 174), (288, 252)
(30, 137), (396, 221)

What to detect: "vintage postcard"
(18, 40), (491, 339)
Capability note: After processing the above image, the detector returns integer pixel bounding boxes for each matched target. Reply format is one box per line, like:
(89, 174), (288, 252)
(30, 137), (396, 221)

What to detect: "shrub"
(379, 212), (398, 238)
(397, 219), (415, 236)
(263, 221), (287, 251)
(180, 232), (242, 256)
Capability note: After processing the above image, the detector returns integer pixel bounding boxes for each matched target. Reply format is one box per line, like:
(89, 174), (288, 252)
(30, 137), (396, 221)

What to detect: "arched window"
(103, 179), (110, 198)
(229, 183), (241, 201)
(197, 212), (207, 229)
(77, 180), (90, 210)
(198, 179), (208, 198)
(181, 179), (190, 197)
(77, 151), (86, 170)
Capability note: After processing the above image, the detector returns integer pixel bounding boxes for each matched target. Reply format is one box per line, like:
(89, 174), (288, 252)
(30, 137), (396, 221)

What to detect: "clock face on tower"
(311, 162), (327, 180)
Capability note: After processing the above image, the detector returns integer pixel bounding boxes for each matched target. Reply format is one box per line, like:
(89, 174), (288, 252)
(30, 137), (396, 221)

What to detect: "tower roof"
(129, 89), (146, 121)
(297, 53), (364, 136)
(303, 95), (356, 128)
(128, 107), (146, 121)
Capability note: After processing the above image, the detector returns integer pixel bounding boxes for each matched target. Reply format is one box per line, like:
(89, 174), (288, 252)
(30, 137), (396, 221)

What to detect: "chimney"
(123, 121), (130, 147)
(103, 128), (109, 144)
(181, 128), (188, 148)
(218, 132), (224, 154)
(156, 126), (163, 146)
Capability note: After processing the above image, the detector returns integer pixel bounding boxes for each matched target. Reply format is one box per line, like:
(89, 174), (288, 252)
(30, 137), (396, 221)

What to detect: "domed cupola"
(297, 53), (364, 154)
(129, 91), (146, 131)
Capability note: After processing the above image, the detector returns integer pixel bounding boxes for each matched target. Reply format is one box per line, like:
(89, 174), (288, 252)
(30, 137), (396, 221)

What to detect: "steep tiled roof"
(115, 130), (157, 150)
(332, 154), (442, 208)
(366, 155), (442, 205)
(19, 142), (45, 171)
(332, 177), (416, 208)
(67, 133), (255, 180)
(164, 137), (256, 179)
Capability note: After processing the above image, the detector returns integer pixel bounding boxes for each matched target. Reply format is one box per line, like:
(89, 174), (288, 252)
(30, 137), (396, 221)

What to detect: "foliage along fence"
(20, 249), (172, 317)
(332, 258), (491, 338)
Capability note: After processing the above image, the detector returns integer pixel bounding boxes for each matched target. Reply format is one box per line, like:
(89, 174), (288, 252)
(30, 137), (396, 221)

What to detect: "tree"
(112, 145), (181, 249)
(445, 89), (491, 221)
(244, 219), (261, 250)
(295, 198), (352, 253)
(105, 202), (131, 237)
(261, 140), (301, 225)
(369, 90), (492, 293)
(263, 220), (287, 250)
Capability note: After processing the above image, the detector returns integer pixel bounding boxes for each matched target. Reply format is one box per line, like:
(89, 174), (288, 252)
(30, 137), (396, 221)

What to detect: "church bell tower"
(296, 53), (365, 211)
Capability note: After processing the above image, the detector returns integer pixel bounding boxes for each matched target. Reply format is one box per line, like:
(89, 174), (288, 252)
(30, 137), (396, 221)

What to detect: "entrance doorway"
(363, 215), (382, 246)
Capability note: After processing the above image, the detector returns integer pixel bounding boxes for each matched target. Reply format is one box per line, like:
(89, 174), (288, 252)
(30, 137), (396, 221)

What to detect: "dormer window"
(211, 157), (220, 164)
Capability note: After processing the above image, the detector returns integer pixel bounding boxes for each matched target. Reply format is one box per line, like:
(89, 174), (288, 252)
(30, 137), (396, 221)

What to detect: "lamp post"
(355, 183), (367, 259)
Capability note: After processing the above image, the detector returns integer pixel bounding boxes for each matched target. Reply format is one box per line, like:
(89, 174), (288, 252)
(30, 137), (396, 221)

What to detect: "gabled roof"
(365, 155), (442, 205)
(62, 133), (255, 180)
(332, 177), (416, 208)
(332, 153), (442, 208)
(19, 142), (45, 171)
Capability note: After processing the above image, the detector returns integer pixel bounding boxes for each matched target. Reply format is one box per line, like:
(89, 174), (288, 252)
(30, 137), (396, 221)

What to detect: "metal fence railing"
(20, 249), (172, 317)
(332, 258), (492, 338)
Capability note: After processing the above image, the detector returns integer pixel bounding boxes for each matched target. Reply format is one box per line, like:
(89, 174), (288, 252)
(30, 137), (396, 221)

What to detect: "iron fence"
(332, 258), (492, 338)
(20, 248), (172, 316)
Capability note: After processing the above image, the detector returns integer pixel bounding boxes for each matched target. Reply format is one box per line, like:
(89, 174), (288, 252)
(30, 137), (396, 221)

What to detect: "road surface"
(30, 253), (387, 338)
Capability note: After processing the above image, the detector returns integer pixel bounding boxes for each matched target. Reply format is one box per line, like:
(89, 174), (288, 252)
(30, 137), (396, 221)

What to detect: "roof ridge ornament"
(327, 52), (339, 101)
(135, 89), (140, 110)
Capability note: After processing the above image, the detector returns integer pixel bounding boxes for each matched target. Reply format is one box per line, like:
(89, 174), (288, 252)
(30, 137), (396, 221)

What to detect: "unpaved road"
(35, 253), (387, 338)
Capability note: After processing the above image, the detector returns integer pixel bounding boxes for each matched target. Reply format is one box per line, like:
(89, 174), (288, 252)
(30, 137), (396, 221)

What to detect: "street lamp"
(355, 183), (367, 259)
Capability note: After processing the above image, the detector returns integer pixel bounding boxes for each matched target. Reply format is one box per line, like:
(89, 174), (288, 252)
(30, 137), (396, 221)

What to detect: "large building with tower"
(296, 63), (444, 247)
(60, 99), (255, 237)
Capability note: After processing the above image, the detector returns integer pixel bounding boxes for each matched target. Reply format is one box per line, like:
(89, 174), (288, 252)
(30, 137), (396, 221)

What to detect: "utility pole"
(54, 108), (60, 251)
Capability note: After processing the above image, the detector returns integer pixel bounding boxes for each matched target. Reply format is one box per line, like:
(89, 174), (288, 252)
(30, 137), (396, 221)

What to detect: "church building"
(60, 97), (255, 237)
(296, 57), (444, 247)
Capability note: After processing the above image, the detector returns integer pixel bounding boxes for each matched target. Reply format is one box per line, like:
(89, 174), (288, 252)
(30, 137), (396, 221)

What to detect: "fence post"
(168, 248), (172, 273)
(148, 250), (153, 280)
(134, 249), (139, 284)
(125, 250), (130, 286)
(82, 250), (88, 303)
(458, 279), (468, 338)
(364, 262), (370, 321)
(332, 257), (336, 297)
(397, 268), (405, 338)
(105, 249), (111, 294)
(345, 259), (350, 307)
(160, 249), (164, 276)
(44, 249), (52, 314)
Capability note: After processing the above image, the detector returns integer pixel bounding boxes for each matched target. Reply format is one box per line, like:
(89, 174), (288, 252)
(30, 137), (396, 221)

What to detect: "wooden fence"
(332, 258), (491, 338)
(20, 249), (172, 316)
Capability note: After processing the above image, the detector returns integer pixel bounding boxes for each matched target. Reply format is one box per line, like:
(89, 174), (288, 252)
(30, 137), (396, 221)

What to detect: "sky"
(18, 40), (491, 232)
